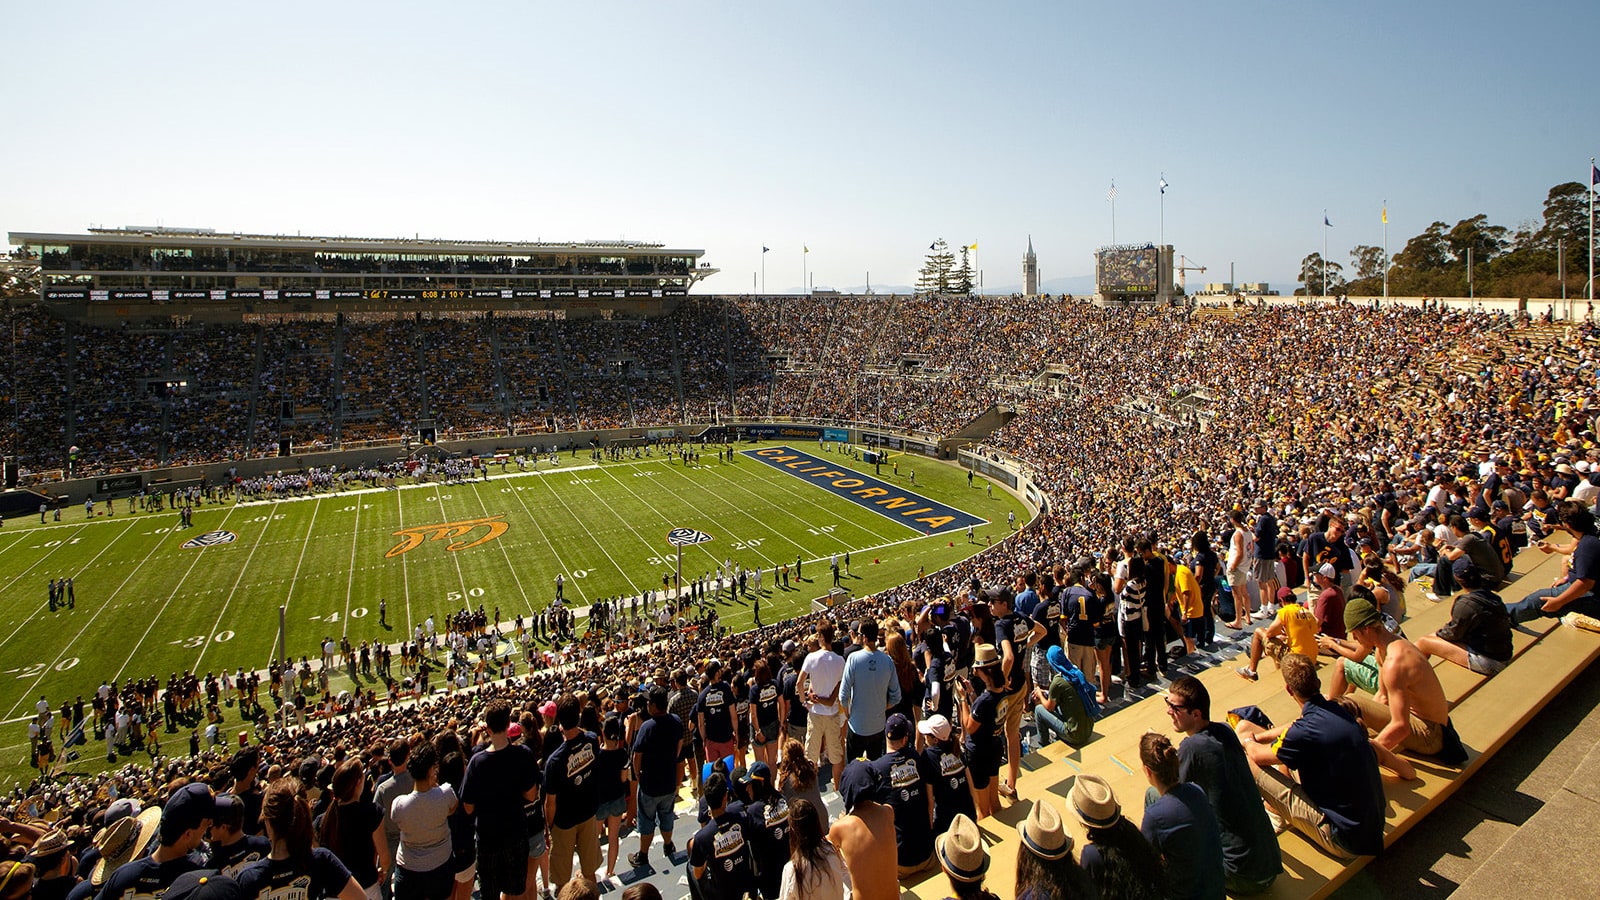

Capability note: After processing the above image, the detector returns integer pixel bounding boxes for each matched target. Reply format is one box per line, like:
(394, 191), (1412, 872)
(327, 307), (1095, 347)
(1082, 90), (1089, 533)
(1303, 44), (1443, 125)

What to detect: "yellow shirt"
(1277, 602), (1320, 657)
(1173, 564), (1203, 619)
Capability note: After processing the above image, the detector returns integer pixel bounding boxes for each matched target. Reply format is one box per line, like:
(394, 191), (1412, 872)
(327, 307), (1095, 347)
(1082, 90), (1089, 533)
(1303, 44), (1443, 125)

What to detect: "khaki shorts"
(1345, 693), (1446, 756)
(998, 688), (1027, 735)
(805, 709), (843, 765)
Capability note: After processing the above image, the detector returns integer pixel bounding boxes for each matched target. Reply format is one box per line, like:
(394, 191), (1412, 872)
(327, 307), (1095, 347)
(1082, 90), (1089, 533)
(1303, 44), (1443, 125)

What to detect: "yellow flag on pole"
(1381, 207), (1388, 225)
(968, 243), (978, 250)
(803, 245), (809, 253)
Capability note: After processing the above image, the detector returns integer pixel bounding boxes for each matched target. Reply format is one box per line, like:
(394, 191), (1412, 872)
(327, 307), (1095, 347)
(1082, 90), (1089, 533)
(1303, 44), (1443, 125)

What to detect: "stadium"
(3, 222), (1600, 900)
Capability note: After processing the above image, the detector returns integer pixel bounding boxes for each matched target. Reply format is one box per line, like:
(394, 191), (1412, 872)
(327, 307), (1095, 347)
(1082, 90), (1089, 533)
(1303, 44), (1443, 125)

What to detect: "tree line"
(1298, 181), (1597, 297)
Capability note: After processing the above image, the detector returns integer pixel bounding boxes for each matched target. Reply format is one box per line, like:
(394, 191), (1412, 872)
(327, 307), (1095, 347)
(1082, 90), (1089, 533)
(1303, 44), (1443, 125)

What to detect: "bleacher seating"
(901, 544), (1600, 900)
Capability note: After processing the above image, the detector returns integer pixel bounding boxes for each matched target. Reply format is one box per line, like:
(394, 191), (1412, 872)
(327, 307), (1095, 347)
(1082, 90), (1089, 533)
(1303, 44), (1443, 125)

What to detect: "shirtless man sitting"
(1335, 595), (1452, 774)
(829, 760), (899, 900)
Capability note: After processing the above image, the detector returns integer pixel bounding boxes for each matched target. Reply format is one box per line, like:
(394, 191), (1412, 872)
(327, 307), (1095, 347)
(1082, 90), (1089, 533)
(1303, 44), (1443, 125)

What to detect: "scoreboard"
(1096, 245), (1160, 294)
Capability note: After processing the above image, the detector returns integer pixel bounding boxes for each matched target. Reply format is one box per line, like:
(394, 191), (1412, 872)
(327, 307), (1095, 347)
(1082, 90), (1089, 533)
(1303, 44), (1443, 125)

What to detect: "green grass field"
(0, 443), (1026, 784)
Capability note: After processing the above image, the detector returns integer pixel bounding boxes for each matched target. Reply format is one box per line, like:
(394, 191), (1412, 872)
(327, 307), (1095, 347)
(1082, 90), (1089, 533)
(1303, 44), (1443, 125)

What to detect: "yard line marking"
(561, 469), (683, 594)
(595, 458), (768, 570)
(112, 506), (245, 683)
(465, 481), (534, 617)
(530, 470), (641, 596)
(0, 525), (91, 611)
(195, 509), (279, 672)
(710, 458), (891, 546)
(503, 472), (590, 604)
(397, 488), (413, 634)
(600, 462), (783, 572)
(649, 462), (809, 564)
(0, 522), (132, 655)
(341, 498), (361, 637)
(271, 498), (323, 662)
(0, 531), (32, 561)
(434, 484), (472, 611)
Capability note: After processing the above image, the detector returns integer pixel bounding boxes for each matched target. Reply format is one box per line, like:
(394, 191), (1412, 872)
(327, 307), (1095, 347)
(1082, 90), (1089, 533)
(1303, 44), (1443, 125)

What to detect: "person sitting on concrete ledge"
(1335, 596), (1459, 772)
(1236, 588), (1319, 682)
(1235, 653), (1386, 860)
(1417, 564), (1512, 677)
(1319, 585), (1404, 699)
(1508, 501), (1600, 623)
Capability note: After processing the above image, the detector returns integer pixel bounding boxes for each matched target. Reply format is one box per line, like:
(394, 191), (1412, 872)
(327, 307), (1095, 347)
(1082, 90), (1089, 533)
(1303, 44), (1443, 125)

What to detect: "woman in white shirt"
(780, 798), (851, 900)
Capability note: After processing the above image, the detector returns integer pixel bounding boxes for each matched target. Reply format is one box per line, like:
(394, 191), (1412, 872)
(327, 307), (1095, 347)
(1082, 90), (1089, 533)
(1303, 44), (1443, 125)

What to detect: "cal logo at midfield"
(741, 446), (985, 534)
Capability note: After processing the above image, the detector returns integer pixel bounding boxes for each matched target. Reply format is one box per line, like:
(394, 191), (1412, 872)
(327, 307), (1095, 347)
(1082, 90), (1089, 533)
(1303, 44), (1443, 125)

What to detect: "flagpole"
(761, 250), (766, 295)
(1589, 156), (1595, 303)
(1322, 210), (1328, 298)
(1382, 202), (1389, 301)
(1159, 174), (1165, 248)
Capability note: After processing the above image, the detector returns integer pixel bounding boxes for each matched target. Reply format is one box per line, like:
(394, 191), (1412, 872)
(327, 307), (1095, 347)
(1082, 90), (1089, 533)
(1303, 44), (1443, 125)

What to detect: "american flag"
(1107, 183), (1117, 202)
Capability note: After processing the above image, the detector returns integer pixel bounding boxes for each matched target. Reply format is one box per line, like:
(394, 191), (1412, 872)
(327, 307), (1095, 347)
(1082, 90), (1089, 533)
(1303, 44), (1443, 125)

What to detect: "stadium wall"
(8, 421), (1052, 516)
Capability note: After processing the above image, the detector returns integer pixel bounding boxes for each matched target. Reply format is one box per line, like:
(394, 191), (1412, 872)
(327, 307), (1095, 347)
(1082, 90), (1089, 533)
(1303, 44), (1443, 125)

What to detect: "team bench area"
(901, 542), (1600, 900)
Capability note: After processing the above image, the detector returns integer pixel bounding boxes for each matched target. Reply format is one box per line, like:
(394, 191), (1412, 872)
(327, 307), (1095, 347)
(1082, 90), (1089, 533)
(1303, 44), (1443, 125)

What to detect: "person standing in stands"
(459, 700), (540, 900)
(1234, 654), (1385, 859)
(990, 587), (1042, 799)
(96, 784), (213, 900)
(687, 773), (756, 900)
(1162, 676), (1280, 894)
(389, 743), (457, 900)
(237, 777), (366, 900)
(630, 688), (683, 871)
(1139, 733), (1225, 900)
(543, 694), (601, 888)
(838, 621), (900, 762)
(868, 714), (936, 878)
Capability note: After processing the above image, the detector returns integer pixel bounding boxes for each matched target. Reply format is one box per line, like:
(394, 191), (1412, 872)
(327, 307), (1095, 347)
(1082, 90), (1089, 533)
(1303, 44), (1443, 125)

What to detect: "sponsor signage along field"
(743, 424), (824, 440)
(741, 446), (984, 534)
(822, 427), (850, 442)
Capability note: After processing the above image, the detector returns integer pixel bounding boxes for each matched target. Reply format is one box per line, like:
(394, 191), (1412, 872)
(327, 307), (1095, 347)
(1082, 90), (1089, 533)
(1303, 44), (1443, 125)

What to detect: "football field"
(0, 443), (1025, 781)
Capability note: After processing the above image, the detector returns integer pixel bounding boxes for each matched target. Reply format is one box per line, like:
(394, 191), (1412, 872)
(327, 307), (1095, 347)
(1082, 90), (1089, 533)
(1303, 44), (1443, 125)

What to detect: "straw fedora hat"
(936, 813), (989, 883)
(1069, 774), (1121, 830)
(92, 806), (160, 886)
(1020, 799), (1073, 861)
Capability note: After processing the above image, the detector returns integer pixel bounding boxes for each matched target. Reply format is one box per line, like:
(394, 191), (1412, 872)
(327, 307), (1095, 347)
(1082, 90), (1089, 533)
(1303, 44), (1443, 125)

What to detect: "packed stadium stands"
(5, 294), (1600, 900)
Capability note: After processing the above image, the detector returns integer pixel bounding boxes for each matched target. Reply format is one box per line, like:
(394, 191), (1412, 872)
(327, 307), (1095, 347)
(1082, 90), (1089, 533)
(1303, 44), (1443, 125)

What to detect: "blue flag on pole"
(1592, 164), (1599, 187)
(762, 246), (769, 253)
(1324, 214), (1332, 227)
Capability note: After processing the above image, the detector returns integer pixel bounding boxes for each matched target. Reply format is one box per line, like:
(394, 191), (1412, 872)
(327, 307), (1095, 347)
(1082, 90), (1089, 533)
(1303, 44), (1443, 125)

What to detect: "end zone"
(740, 446), (985, 534)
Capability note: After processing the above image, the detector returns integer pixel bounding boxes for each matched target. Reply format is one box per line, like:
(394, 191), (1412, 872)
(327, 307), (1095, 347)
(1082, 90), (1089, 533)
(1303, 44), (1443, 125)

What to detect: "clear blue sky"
(3, 1), (1595, 293)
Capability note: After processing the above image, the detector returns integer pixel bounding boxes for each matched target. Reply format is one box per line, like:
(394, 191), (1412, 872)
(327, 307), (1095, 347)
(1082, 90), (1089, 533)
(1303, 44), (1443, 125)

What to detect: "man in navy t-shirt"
(544, 694), (601, 889)
(869, 714), (937, 877)
(1234, 654), (1384, 859)
(630, 688), (683, 869)
(460, 700), (539, 900)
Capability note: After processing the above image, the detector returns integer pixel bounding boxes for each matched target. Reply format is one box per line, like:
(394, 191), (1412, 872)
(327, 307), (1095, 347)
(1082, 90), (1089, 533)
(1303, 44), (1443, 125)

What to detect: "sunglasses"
(1164, 698), (1188, 713)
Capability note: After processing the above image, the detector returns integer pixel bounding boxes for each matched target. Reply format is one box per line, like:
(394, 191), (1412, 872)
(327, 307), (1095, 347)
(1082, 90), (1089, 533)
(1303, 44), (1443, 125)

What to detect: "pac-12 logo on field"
(182, 530), (238, 549)
(667, 527), (714, 546)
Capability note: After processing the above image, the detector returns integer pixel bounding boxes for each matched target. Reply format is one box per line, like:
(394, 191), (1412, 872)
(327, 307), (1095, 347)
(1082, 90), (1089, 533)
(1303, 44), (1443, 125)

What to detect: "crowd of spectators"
(9, 296), (1600, 900)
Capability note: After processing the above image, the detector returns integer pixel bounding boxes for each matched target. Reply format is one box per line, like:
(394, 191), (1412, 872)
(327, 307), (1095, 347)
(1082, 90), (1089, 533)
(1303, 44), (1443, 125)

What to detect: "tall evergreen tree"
(916, 239), (958, 294)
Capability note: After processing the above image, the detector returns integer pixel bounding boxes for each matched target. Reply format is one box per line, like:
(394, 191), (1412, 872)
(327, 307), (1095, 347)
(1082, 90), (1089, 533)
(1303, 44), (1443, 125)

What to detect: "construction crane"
(1175, 255), (1206, 292)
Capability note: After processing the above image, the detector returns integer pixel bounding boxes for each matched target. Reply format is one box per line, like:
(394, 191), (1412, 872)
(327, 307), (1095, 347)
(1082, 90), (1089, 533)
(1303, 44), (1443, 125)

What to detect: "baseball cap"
(539, 701), (556, 718)
(1276, 587), (1295, 602)
(1317, 563), (1337, 580)
(838, 761), (880, 813)
(160, 783), (217, 844)
(747, 761), (772, 783)
(506, 722), (523, 739)
(917, 714), (953, 741)
(885, 713), (912, 742)
(1344, 595), (1382, 633)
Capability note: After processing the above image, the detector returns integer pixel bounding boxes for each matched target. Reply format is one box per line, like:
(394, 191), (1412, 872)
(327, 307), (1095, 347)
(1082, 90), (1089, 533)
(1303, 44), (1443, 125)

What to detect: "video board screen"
(1096, 246), (1159, 294)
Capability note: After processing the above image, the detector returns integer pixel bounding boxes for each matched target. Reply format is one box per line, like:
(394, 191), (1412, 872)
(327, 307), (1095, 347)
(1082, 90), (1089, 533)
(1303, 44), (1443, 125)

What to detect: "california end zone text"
(741, 447), (985, 533)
